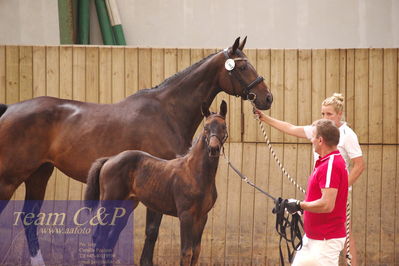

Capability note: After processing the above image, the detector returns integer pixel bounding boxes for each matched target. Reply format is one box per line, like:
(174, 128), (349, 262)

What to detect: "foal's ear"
(219, 100), (227, 118)
(232, 37), (240, 54)
(201, 102), (211, 118)
(238, 36), (247, 51)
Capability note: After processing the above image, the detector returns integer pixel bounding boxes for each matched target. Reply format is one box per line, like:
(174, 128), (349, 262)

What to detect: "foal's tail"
(84, 157), (109, 209)
(0, 104), (8, 118)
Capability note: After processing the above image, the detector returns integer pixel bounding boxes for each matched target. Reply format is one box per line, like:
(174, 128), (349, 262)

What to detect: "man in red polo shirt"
(286, 119), (348, 266)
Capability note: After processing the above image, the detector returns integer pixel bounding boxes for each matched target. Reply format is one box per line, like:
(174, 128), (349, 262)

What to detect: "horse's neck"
(188, 133), (220, 184)
(156, 55), (222, 139)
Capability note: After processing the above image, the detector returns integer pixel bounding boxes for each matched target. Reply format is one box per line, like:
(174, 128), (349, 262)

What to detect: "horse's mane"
(133, 51), (219, 96)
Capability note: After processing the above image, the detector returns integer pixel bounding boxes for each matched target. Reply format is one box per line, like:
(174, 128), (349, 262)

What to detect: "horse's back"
(0, 93), (187, 182)
(0, 96), (90, 144)
(0, 96), (96, 175)
(0, 96), (85, 123)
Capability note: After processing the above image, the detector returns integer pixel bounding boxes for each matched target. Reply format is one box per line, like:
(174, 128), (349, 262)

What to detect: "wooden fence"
(0, 46), (398, 265)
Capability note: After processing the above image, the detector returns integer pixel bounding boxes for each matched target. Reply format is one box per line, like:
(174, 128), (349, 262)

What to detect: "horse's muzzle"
(207, 136), (222, 157)
(254, 92), (273, 110)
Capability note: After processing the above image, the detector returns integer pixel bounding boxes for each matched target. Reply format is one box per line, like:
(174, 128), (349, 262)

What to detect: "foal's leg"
(104, 200), (138, 266)
(190, 215), (208, 266)
(22, 163), (54, 266)
(93, 205), (111, 266)
(93, 201), (120, 265)
(179, 211), (196, 266)
(140, 209), (163, 266)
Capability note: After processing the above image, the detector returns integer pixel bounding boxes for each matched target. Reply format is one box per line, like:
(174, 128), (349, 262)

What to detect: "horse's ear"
(219, 100), (227, 118)
(238, 36), (247, 51)
(232, 37), (240, 54)
(201, 103), (211, 118)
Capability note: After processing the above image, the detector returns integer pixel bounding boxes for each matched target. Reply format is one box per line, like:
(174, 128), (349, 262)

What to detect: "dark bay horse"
(0, 37), (272, 265)
(85, 101), (228, 266)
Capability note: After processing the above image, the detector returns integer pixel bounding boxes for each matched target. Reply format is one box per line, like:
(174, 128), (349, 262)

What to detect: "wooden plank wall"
(0, 46), (398, 265)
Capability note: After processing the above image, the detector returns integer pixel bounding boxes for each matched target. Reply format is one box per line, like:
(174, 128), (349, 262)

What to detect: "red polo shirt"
(304, 150), (348, 240)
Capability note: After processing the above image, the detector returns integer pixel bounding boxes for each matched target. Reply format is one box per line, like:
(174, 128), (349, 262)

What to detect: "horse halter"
(223, 49), (264, 101)
(204, 115), (228, 157)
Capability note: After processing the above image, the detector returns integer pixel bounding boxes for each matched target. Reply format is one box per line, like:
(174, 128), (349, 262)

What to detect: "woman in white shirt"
(255, 93), (365, 266)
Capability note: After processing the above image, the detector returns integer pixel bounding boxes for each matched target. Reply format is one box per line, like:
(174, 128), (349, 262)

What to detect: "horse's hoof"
(30, 249), (46, 266)
(139, 259), (153, 266)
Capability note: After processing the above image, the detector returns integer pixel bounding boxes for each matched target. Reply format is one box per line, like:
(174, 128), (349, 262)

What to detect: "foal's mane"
(177, 135), (200, 158)
(133, 51), (219, 96)
(177, 113), (225, 158)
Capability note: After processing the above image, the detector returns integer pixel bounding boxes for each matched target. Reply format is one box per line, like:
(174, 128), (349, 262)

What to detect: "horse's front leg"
(140, 208), (163, 266)
(190, 214), (208, 266)
(23, 163), (54, 266)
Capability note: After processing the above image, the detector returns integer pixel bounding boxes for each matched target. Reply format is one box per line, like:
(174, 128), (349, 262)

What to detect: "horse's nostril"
(266, 94), (273, 103)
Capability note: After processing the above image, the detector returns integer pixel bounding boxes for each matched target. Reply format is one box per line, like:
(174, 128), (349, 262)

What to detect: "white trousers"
(292, 235), (346, 266)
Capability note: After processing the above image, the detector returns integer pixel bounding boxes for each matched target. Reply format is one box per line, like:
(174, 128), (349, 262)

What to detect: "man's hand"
(285, 198), (302, 214)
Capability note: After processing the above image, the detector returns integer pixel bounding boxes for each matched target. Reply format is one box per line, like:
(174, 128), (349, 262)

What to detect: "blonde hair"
(322, 93), (344, 114)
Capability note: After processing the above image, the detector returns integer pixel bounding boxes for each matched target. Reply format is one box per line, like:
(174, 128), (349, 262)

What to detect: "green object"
(95, 0), (115, 45)
(78, 0), (90, 44)
(105, 0), (126, 45)
(112, 24), (126, 45)
(58, 0), (75, 44)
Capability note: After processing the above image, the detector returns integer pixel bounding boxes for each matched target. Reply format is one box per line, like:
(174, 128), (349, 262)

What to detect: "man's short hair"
(312, 119), (340, 147)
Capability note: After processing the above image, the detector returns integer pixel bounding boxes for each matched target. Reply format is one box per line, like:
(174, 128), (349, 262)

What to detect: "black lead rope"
(224, 155), (275, 201)
(273, 197), (304, 266)
(223, 151), (304, 265)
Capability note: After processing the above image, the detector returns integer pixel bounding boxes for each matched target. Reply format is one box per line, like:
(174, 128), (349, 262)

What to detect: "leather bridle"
(223, 49), (264, 101)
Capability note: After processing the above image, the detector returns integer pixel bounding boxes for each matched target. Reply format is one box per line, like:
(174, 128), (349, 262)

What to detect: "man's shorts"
(291, 235), (346, 266)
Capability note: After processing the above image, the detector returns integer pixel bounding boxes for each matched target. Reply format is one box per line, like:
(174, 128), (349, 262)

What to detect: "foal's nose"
(208, 136), (221, 156)
(209, 136), (221, 149)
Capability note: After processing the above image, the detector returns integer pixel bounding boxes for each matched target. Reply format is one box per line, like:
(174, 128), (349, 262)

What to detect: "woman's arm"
(254, 109), (307, 139)
(348, 156), (365, 186)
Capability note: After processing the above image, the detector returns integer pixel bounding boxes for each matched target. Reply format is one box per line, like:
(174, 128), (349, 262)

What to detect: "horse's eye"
(238, 65), (247, 71)
(204, 126), (209, 131)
